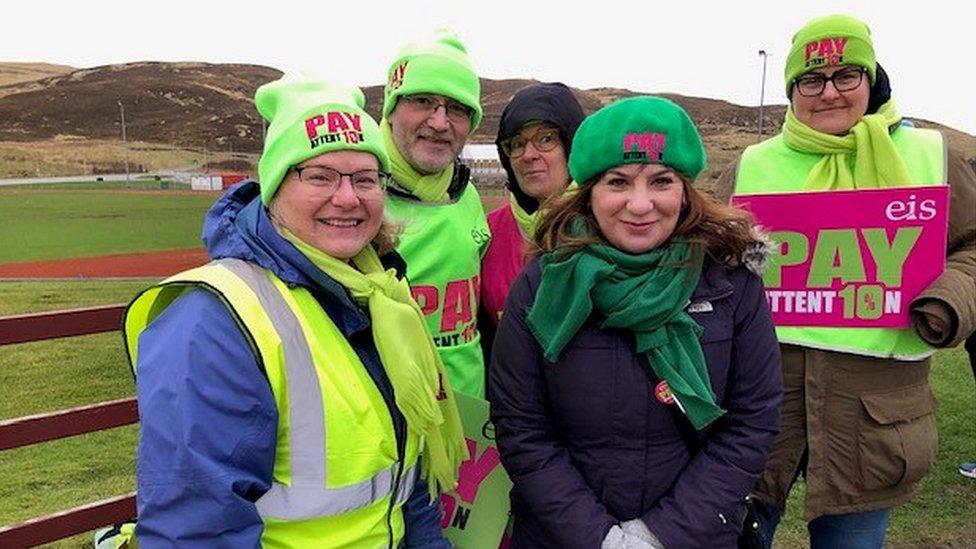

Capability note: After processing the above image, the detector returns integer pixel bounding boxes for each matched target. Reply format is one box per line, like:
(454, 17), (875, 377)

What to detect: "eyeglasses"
(794, 68), (866, 97)
(500, 127), (561, 159)
(398, 94), (475, 124)
(291, 166), (390, 199)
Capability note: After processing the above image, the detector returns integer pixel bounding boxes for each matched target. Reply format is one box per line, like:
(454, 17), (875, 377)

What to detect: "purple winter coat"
(488, 256), (782, 549)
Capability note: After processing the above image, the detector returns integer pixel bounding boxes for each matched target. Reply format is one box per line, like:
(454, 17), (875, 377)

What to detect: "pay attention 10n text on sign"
(732, 186), (949, 328)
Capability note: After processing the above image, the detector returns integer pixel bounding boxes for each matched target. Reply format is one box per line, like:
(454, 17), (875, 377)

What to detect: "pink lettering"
(326, 112), (349, 133)
(411, 285), (439, 316)
(471, 274), (481, 308)
(644, 133), (666, 160)
(833, 37), (848, 56)
(342, 112), (362, 132)
(440, 278), (473, 332)
(304, 115), (326, 139)
(623, 132), (666, 157)
(805, 41), (819, 61)
(389, 62), (408, 89)
(623, 133), (642, 151)
(455, 438), (501, 504)
(439, 493), (456, 529)
(817, 38), (834, 58)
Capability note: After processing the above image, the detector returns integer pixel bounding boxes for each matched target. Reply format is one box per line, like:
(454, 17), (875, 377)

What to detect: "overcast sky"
(5, 0), (973, 135)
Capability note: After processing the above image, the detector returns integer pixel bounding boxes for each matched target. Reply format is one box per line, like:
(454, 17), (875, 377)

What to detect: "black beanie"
(495, 83), (585, 213)
(866, 62), (891, 115)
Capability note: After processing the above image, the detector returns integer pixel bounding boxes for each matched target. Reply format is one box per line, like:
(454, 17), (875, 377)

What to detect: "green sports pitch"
(0, 183), (218, 263)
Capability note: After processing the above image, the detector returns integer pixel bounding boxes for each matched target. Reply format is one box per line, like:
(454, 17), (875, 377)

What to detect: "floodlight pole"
(758, 50), (769, 141)
(117, 100), (130, 181)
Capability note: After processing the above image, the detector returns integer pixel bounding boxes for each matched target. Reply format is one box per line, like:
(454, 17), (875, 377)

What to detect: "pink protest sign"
(439, 391), (512, 548)
(732, 186), (949, 328)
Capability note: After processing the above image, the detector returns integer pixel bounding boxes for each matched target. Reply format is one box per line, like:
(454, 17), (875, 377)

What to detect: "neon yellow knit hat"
(255, 73), (389, 205)
(382, 29), (483, 132)
(785, 14), (876, 96)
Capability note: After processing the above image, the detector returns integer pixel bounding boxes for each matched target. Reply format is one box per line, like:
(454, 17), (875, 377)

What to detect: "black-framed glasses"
(500, 127), (561, 159)
(292, 166), (390, 198)
(398, 94), (475, 124)
(794, 68), (866, 97)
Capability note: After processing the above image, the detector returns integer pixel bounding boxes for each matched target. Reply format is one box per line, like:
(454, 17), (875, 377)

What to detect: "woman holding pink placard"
(715, 13), (976, 549)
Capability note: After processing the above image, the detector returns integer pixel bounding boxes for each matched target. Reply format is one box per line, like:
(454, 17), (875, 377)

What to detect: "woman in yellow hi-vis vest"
(715, 14), (976, 549)
(124, 74), (466, 548)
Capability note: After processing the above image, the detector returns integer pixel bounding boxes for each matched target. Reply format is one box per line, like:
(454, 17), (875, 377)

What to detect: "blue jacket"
(134, 181), (448, 548)
(489, 257), (782, 549)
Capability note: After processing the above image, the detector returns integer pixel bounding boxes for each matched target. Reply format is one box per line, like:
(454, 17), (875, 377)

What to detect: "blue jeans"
(755, 499), (892, 549)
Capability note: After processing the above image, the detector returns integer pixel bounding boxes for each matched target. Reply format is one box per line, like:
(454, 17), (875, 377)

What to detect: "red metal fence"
(0, 304), (138, 548)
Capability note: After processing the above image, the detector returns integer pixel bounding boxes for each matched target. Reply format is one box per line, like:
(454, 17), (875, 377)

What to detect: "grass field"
(0, 280), (152, 548)
(0, 185), (217, 263)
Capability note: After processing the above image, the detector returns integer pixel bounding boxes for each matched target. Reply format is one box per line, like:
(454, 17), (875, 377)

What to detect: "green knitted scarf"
(526, 240), (725, 429)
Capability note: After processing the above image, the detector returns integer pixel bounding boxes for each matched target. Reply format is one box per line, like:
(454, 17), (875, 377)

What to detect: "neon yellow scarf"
(380, 120), (453, 202)
(783, 100), (912, 190)
(282, 229), (467, 495)
(508, 193), (536, 239)
(509, 181), (579, 239)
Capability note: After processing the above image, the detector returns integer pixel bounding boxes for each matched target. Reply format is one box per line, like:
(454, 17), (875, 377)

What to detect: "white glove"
(621, 519), (665, 548)
(601, 520), (665, 549)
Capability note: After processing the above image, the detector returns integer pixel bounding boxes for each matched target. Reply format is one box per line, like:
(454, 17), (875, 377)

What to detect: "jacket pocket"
(857, 384), (938, 490)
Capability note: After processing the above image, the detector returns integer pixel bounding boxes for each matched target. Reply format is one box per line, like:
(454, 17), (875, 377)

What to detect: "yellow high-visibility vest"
(125, 258), (422, 548)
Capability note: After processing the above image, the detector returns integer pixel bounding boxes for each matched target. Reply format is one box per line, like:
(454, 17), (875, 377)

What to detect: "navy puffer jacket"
(489, 257), (782, 548)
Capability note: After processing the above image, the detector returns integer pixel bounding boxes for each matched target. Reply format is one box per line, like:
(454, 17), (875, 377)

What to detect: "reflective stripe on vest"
(124, 258), (416, 522)
(733, 126), (946, 360)
(210, 259), (418, 519)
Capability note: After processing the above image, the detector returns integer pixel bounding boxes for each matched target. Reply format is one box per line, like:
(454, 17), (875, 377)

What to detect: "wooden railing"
(0, 304), (138, 548)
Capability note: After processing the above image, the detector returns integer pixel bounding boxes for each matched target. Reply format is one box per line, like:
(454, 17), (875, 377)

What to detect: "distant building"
(460, 144), (506, 187)
(190, 172), (248, 191)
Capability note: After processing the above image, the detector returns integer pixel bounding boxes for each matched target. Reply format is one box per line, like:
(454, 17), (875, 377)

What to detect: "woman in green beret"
(488, 96), (782, 548)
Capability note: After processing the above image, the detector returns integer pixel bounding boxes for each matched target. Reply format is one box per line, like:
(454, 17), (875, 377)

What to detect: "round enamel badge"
(655, 380), (675, 405)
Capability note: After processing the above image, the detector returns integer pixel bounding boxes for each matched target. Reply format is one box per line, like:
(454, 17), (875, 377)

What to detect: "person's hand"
(601, 520), (665, 549)
(910, 300), (954, 345)
(621, 519), (665, 548)
(920, 312), (947, 336)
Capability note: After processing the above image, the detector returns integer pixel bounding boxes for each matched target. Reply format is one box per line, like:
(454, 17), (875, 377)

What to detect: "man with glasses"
(380, 29), (490, 398)
(716, 14), (976, 549)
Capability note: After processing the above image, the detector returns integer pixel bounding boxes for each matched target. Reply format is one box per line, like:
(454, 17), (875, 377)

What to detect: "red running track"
(0, 248), (209, 278)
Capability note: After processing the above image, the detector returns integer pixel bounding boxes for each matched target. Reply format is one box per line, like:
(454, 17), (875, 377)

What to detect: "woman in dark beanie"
(715, 14), (976, 548)
(480, 83), (585, 348)
(488, 96), (782, 548)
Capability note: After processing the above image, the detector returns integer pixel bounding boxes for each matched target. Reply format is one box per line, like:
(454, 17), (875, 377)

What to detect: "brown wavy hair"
(533, 170), (758, 267)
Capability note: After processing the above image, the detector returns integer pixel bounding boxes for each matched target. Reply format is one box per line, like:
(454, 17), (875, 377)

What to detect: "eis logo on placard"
(622, 132), (666, 162)
(305, 111), (364, 148)
(804, 37), (848, 69)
